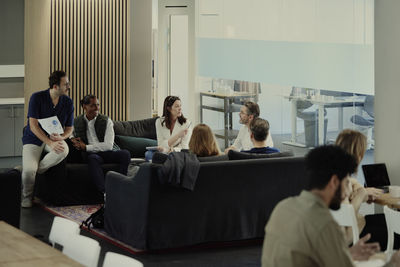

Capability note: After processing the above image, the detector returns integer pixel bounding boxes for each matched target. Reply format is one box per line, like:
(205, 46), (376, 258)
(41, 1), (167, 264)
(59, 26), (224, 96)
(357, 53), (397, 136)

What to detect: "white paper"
(38, 116), (64, 135)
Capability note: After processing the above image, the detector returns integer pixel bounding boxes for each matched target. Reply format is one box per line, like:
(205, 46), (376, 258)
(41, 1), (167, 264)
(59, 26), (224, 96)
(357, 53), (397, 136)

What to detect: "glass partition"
(196, 0), (375, 184)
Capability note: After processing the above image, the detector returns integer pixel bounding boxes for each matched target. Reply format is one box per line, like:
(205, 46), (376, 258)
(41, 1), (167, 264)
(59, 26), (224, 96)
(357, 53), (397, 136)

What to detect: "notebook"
(362, 163), (391, 192)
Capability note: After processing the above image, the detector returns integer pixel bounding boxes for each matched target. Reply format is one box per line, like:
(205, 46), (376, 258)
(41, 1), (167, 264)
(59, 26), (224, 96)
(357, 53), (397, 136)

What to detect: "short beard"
(329, 185), (342, 211)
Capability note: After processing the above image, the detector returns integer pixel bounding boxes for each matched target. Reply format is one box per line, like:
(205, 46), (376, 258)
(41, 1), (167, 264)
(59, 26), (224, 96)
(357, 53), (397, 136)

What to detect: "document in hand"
(38, 116), (64, 135)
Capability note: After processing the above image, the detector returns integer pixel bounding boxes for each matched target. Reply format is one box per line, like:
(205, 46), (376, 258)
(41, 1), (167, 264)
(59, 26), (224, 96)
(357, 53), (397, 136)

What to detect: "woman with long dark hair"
(155, 96), (192, 151)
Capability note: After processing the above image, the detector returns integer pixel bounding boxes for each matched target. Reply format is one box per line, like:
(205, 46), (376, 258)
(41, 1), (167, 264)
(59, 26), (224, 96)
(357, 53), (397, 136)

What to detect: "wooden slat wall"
(50, 0), (128, 120)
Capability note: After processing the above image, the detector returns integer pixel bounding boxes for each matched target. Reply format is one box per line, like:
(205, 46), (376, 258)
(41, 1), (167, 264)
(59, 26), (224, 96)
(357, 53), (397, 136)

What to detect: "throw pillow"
(114, 135), (157, 158)
(228, 150), (294, 161)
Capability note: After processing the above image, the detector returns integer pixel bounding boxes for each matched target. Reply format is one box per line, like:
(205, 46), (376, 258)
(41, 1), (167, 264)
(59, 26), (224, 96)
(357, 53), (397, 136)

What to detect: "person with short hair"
(155, 96), (192, 152)
(189, 124), (221, 157)
(21, 70), (74, 208)
(261, 145), (400, 267)
(242, 118), (279, 154)
(71, 95), (130, 193)
(225, 101), (273, 154)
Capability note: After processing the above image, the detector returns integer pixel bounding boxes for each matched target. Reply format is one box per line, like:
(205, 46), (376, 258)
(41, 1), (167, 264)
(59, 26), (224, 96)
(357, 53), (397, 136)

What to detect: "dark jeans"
(87, 149), (130, 192)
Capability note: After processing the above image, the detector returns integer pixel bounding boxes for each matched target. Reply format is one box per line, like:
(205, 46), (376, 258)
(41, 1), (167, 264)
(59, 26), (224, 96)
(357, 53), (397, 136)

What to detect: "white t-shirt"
(84, 115), (114, 152)
(232, 125), (274, 151)
(155, 117), (192, 151)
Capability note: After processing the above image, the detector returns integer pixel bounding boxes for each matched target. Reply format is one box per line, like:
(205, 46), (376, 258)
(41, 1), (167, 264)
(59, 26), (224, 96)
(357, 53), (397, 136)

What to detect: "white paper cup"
(389, 186), (400, 198)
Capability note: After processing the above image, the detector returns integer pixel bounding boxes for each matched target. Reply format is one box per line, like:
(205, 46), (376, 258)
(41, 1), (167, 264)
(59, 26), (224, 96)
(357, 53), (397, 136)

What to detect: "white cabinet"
(0, 103), (24, 157)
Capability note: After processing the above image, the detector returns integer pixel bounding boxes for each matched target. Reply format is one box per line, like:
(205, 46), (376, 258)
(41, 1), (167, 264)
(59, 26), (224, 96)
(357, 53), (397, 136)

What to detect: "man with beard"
(21, 70), (74, 208)
(224, 101), (273, 153)
(261, 145), (400, 267)
(71, 95), (130, 194)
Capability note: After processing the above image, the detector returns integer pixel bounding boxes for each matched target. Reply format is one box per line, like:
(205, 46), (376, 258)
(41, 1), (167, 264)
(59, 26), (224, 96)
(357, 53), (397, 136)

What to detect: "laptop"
(362, 163), (391, 192)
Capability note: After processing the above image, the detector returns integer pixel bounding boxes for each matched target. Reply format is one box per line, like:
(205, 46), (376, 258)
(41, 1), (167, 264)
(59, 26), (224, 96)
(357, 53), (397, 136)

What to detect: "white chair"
(330, 203), (359, 243)
(103, 252), (143, 267)
(63, 235), (100, 267)
(48, 216), (80, 247)
(384, 205), (400, 255)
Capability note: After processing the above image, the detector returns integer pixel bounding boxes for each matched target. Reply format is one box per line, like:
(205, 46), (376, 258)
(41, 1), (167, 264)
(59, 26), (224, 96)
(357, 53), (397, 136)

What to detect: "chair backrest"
(103, 252), (143, 267)
(62, 235), (100, 267)
(330, 203), (359, 243)
(48, 216), (80, 247)
(364, 95), (374, 118)
(384, 206), (400, 254)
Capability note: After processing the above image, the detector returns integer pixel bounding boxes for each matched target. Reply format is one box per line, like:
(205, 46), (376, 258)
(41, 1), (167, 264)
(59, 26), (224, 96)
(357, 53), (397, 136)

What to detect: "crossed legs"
(22, 141), (69, 201)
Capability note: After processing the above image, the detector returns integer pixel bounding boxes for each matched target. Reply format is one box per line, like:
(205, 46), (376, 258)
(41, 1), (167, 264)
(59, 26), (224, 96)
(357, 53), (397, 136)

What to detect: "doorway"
(157, 0), (195, 120)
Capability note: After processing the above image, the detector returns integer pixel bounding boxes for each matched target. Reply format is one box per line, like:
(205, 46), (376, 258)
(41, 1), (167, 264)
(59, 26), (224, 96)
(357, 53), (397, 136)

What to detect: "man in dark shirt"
(242, 118), (280, 154)
(21, 70), (74, 208)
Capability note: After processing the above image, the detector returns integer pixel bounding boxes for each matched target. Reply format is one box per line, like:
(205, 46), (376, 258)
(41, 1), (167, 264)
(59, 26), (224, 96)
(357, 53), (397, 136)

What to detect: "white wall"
(197, 0), (374, 135)
(375, 0), (400, 185)
(198, 0), (373, 44)
(130, 0), (153, 120)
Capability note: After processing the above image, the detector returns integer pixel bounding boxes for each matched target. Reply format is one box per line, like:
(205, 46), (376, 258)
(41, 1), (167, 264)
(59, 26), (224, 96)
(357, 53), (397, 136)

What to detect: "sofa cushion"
(113, 117), (158, 139)
(197, 154), (229, 162)
(228, 150), (294, 160)
(152, 152), (229, 164)
(115, 135), (157, 158)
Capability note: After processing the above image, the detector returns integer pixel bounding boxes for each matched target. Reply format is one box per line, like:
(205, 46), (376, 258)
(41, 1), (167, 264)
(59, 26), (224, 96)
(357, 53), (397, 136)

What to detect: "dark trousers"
(87, 149), (130, 193)
(360, 214), (400, 250)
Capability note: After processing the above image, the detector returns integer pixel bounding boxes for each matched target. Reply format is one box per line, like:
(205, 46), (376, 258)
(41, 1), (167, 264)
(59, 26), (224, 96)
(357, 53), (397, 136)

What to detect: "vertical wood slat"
(49, 0), (127, 121)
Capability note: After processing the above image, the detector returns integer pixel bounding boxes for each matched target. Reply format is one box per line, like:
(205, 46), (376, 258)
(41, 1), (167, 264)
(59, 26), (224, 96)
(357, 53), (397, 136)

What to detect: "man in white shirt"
(71, 95), (130, 193)
(225, 101), (273, 153)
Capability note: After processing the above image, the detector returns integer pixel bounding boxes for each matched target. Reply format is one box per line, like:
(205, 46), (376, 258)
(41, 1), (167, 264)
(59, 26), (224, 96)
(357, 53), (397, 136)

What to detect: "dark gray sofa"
(104, 156), (308, 250)
(34, 117), (158, 205)
(0, 169), (21, 228)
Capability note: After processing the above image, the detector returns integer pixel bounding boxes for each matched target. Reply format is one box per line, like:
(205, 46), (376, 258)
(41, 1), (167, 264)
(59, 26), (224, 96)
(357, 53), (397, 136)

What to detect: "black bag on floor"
(81, 205), (104, 230)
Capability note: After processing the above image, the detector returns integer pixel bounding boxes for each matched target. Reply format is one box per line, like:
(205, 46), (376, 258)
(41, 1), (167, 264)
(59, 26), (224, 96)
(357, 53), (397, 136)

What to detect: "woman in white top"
(156, 96), (192, 152)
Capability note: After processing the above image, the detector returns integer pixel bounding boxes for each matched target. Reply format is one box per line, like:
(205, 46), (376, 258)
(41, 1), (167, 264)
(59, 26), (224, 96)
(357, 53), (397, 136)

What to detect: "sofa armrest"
(104, 164), (153, 249)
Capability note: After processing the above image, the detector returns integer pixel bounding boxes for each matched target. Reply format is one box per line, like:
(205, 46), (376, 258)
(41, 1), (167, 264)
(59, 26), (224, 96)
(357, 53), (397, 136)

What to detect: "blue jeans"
(145, 150), (155, 162)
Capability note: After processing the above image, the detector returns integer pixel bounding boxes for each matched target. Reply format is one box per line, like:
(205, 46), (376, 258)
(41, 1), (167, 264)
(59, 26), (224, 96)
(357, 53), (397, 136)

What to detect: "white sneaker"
(21, 196), (33, 208)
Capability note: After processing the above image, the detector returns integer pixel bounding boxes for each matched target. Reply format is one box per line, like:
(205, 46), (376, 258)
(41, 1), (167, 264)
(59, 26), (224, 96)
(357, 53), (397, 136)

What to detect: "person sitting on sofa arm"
(21, 70), (74, 208)
(242, 118), (280, 154)
(71, 95), (130, 193)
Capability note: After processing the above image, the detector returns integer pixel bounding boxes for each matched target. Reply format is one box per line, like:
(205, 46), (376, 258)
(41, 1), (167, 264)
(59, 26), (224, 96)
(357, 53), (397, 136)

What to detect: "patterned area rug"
(41, 204), (144, 254)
